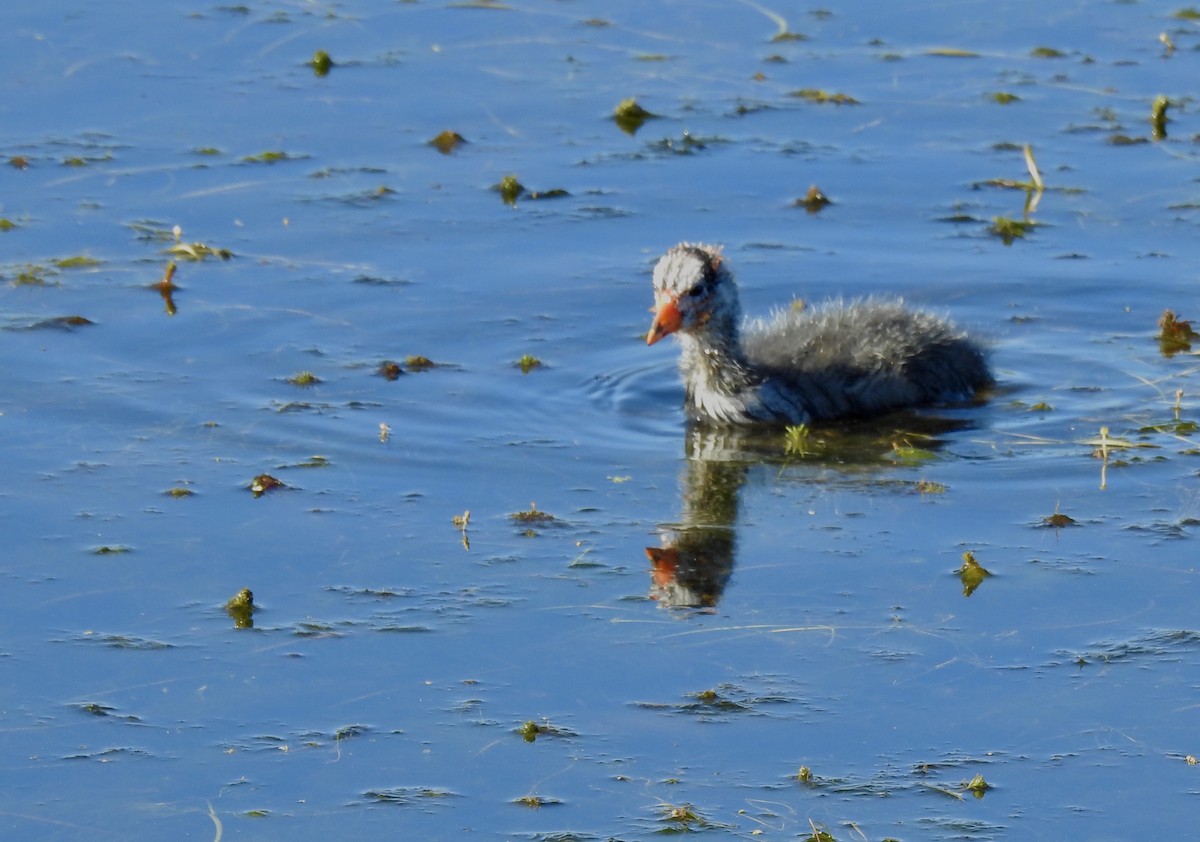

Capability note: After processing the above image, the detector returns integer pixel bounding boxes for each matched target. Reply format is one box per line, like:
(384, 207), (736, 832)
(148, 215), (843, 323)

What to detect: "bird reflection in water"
(646, 415), (982, 609)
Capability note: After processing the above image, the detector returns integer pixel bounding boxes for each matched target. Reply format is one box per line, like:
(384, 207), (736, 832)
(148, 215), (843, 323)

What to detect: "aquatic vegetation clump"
(53, 255), (102, 270)
(510, 502), (556, 524)
(452, 510), (470, 551)
(965, 773), (992, 798)
(794, 185), (831, 212)
(166, 240), (233, 261)
(1151, 95), (1171, 140)
(225, 588), (256, 629)
(1157, 309), (1198, 356)
(613, 97), (657, 134)
(10, 264), (56, 286)
(494, 174), (525, 205)
(404, 355), (436, 371)
(378, 360), (403, 380)
(957, 551), (992, 597)
(310, 50), (333, 76)
(516, 718), (573, 742)
(429, 130), (466, 154)
(783, 424), (812, 456)
(516, 353), (542, 373)
(287, 371), (321, 387)
(491, 175), (568, 205)
(241, 150), (297, 164)
(990, 216), (1036, 245)
(249, 474), (285, 496)
(1043, 510), (1076, 528)
(659, 802), (707, 829)
(788, 88), (859, 105)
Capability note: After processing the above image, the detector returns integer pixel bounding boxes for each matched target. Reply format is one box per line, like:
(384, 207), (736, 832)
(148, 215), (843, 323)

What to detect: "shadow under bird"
(646, 242), (991, 425)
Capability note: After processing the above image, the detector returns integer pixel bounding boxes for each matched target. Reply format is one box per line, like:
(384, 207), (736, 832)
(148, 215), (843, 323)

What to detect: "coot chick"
(646, 242), (990, 425)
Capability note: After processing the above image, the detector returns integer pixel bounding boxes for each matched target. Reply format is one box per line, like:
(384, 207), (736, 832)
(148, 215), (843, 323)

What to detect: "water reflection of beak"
(645, 546), (678, 587)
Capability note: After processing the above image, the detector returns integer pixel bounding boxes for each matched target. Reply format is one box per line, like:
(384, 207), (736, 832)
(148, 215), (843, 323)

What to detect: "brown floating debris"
(1158, 309), (1199, 356)
(249, 474), (285, 496)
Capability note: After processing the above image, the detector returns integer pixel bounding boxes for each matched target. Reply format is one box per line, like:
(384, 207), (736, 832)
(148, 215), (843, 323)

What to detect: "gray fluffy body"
(649, 243), (991, 425)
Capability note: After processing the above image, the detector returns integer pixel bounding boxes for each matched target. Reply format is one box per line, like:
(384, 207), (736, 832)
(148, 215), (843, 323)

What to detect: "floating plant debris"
(926, 47), (979, 57)
(510, 502), (556, 525)
(1043, 504), (1077, 528)
(659, 802), (713, 830)
(516, 719), (573, 742)
(378, 360), (404, 380)
(516, 353), (542, 373)
(53, 255), (102, 270)
(452, 510), (470, 551)
(990, 92), (1020, 104)
(429, 130), (466, 154)
(166, 241), (233, 261)
(494, 175), (524, 205)
(310, 49), (333, 76)
(1151, 95), (1170, 140)
(10, 264), (54, 286)
(225, 588), (256, 629)
(26, 315), (94, 330)
(491, 175), (568, 206)
(1030, 46), (1067, 58)
(249, 474), (285, 496)
(513, 794), (561, 808)
(404, 355), (436, 371)
(888, 441), (938, 464)
(287, 371), (321, 387)
(613, 97), (657, 134)
(241, 150), (300, 164)
(783, 423), (812, 456)
(152, 262), (178, 315)
(958, 550), (992, 597)
(965, 773), (992, 797)
(794, 184), (831, 212)
(990, 216), (1036, 245)
(1157, 309), (1198, 356)
(788, 88), (859, 104)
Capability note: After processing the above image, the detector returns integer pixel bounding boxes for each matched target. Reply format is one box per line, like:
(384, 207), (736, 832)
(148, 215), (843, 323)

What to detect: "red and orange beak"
(646, 296), (682, 345)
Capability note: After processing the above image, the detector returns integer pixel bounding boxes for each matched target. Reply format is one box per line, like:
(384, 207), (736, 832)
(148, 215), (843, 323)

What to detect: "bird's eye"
(685, 283), (705, 298)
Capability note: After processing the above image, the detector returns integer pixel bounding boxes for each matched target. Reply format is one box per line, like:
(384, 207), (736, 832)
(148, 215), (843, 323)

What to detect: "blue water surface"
(3, 1), (1200, 839)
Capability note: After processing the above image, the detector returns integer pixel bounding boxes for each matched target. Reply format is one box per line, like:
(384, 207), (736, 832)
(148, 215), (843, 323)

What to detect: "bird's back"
(741, 298), (990, 420)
